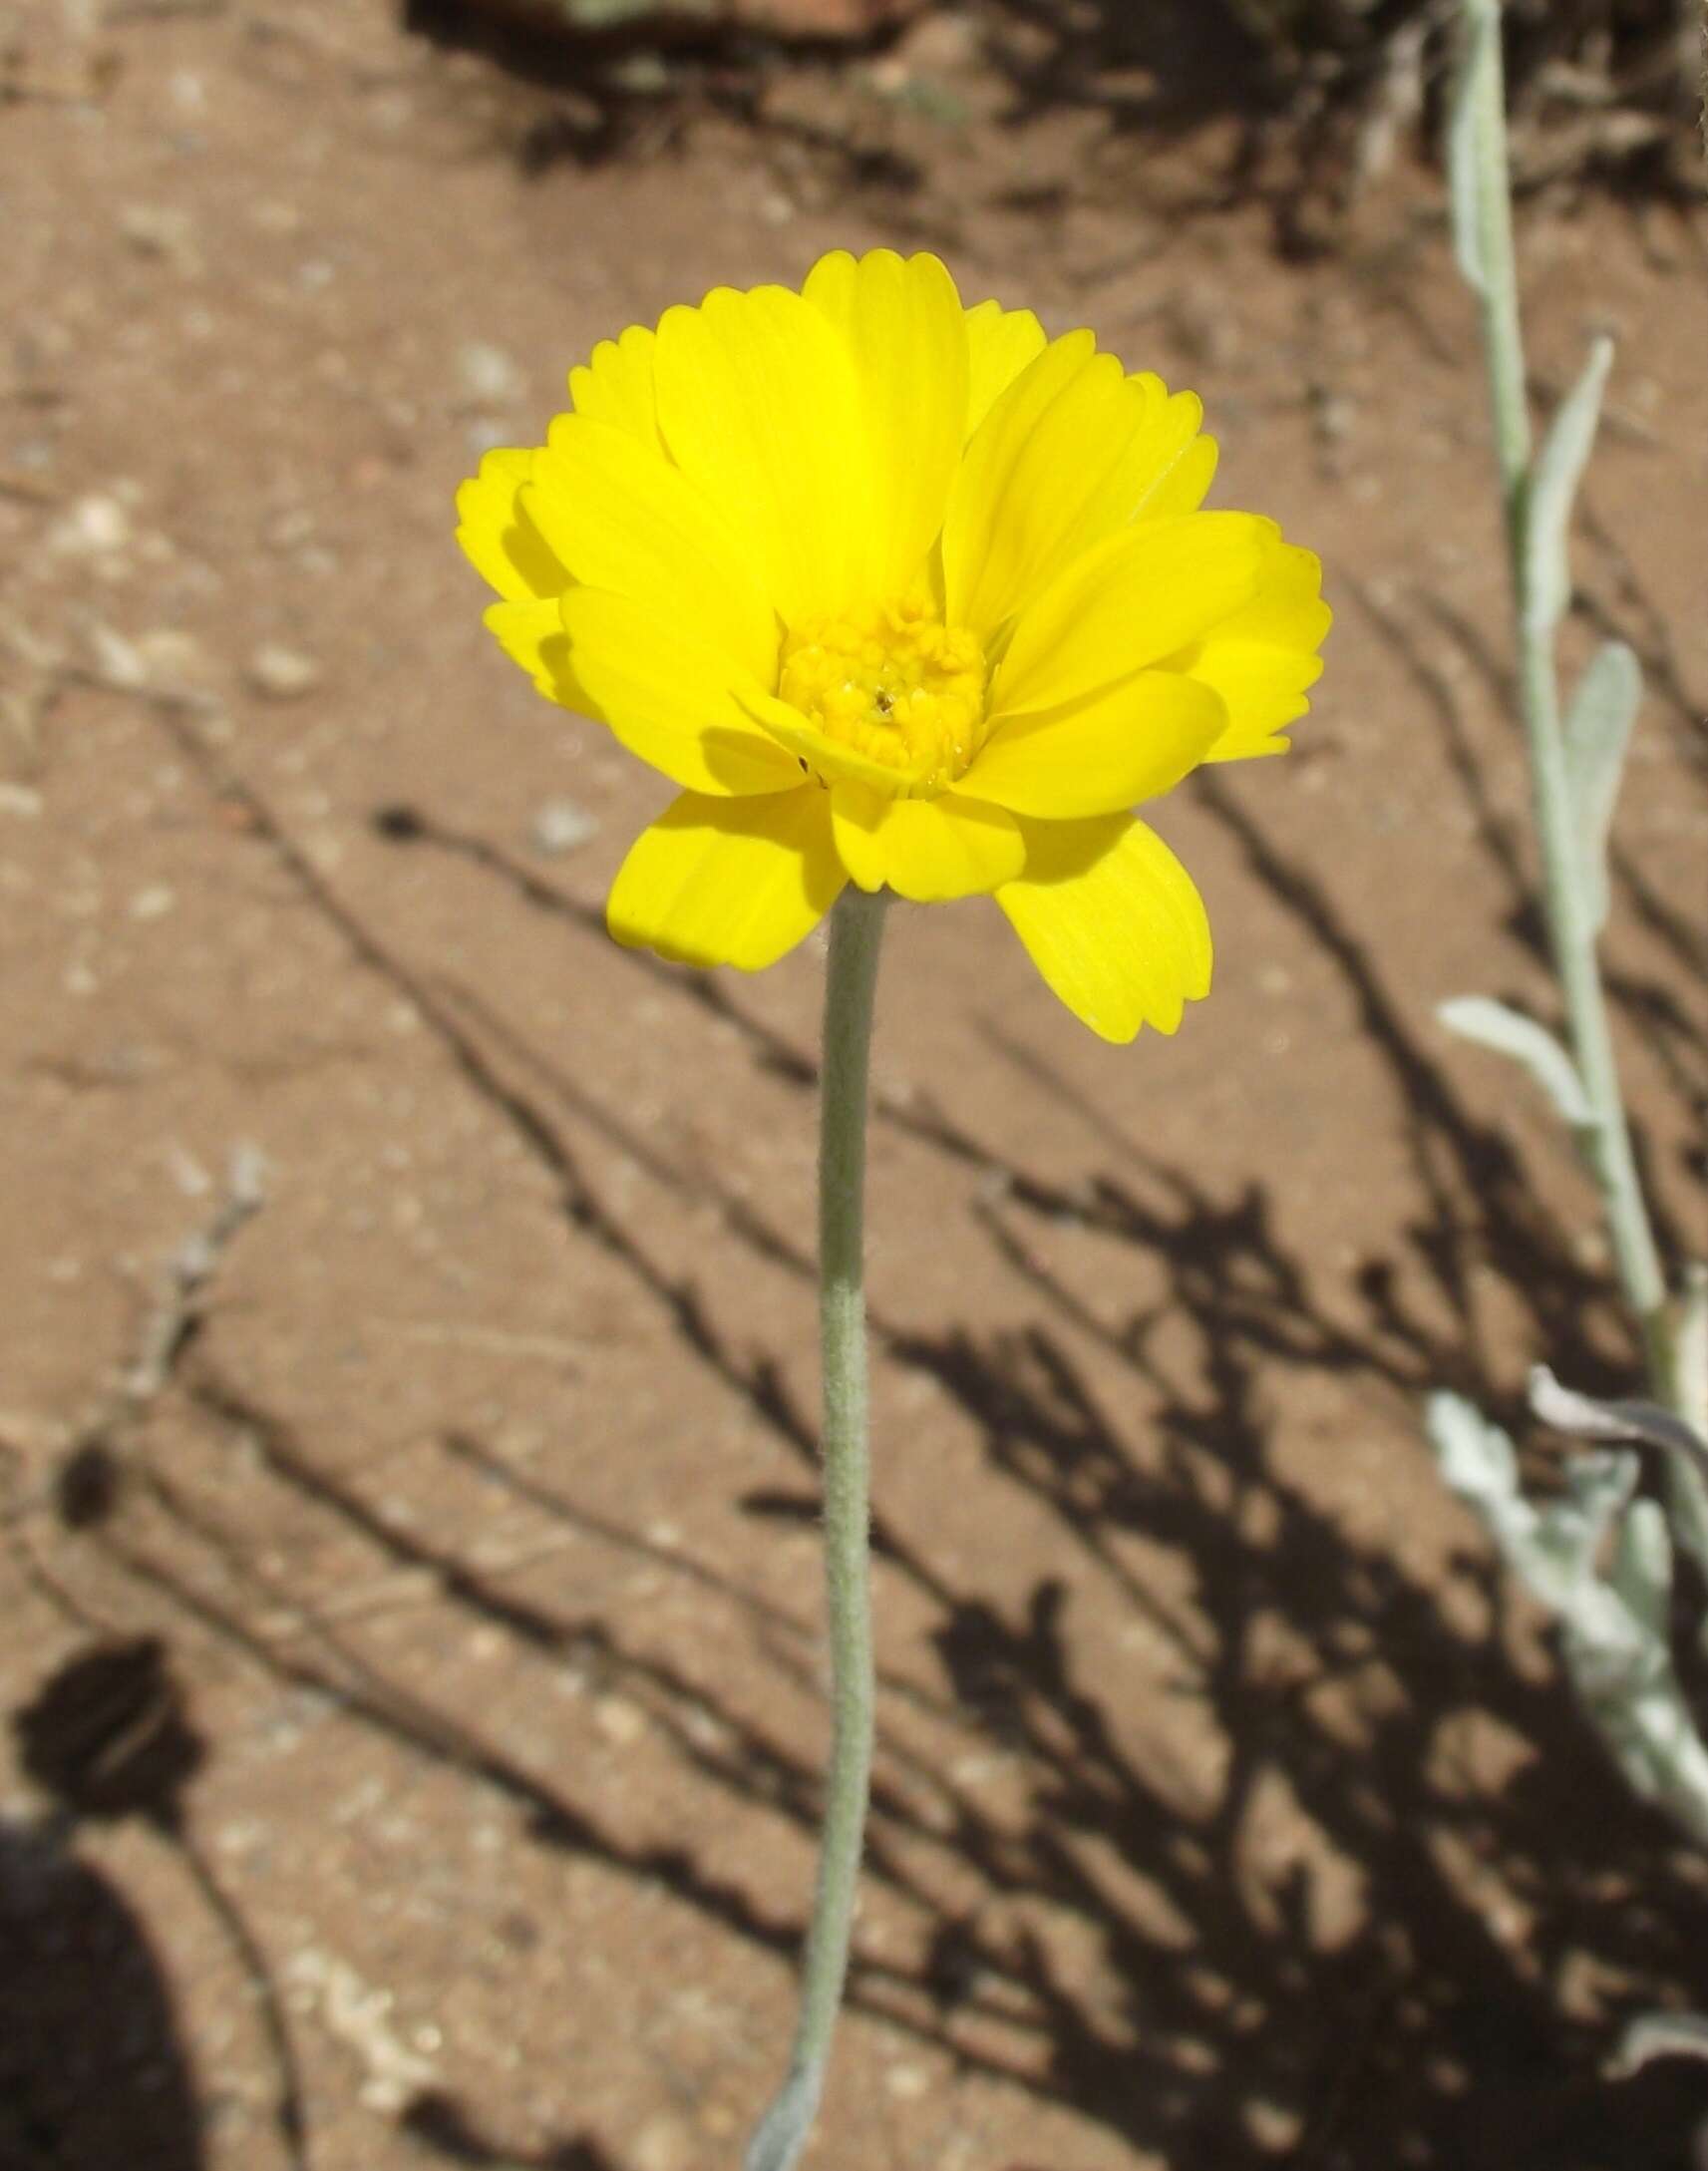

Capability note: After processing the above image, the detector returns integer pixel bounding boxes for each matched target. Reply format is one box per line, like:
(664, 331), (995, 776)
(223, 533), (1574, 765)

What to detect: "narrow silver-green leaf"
(1609, 1498), (1670, 1648)
(1678, 1262), (1708, 1445)
(1561, 639), (1641, 930)
(1607, 2009), (1708, 2079)
(1438, 995), (1593, 1128)
(1529, 1362), (1708, 1478)
(1446, 0), (1499, 295)
(1524, 336), (1612, 633)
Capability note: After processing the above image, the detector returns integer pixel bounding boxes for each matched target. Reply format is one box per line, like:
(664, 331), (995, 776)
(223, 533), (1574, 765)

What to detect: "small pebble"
(247, 644), (322, 700)
(119, 204), (201, 274)
(531, 798), (599, 856)
(135, 628), (211, 685)
(593, 1694), (645, 1746)
(50, 495), (131, 559)
(458, 341), (521, 409)
(633, 2113), (693, 2171)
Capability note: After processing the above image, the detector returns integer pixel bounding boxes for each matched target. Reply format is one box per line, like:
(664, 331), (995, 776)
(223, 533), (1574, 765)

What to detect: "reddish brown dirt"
(2, 5), (1706, 2169)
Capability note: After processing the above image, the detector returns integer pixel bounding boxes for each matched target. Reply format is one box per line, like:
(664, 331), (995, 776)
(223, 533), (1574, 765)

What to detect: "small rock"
(633, 2113), (694, 2171)
(50, 495), (132, 559)
(265, 508), (317, 550)
(0, 785), (42, 820)
(134, 628), (211, 686)
(531, 797), (599, 856)
(889, 6), (980, 73)
(88, 622), (149, 687)
(129, 885), (175, 921)
(119, 204), (201, 275)
(246, 644), (322, 700)
(592, 1693), (645, 1746)
(457, 340), (521, 410)
(1243, 2096), (1305, 2153)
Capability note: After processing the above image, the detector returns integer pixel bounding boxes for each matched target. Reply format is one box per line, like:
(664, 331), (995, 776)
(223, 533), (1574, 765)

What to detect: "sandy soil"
(1, 3), (1706, 2167)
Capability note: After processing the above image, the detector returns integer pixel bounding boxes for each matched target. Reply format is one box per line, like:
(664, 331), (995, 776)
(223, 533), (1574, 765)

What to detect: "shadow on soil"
(0, 1637), (288, 2171)
(0, 1818), (205, 2171)
(13, 687), (1708, 2168)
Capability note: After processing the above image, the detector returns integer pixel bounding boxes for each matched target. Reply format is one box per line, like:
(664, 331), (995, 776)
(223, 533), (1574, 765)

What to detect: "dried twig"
(1, 1149), (266, 1531)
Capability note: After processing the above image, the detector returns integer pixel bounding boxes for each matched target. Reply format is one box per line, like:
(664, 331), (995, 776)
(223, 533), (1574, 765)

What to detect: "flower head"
(456, 250), (1328, 1041)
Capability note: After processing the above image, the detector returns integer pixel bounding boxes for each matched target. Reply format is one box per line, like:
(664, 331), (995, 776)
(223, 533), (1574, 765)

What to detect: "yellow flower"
(456, 250), (1328, 1041)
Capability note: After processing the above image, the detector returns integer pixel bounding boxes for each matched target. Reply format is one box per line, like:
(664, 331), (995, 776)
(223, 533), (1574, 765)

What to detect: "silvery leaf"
(1561, 640), (1641, 932)
(1524, 336), (1612, 634)
(1607, 2009), (1708, 2080)
(1438, 996), (1593, 1129)
(1447, 0), (1500, 295)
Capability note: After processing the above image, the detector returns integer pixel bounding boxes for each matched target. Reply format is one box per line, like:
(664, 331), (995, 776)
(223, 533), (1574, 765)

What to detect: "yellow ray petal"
(943, 346), (1224, 643)
(653, 283), (875, 628)
(606, 787), (846, 970)
(940, 327), (1099, 639)
(830, 783), (1024, 902)
(963, 298), (1048, 437)
(992, 513), (1268, 720)
(735, 687), (934, 796)
(561, 589), (803, 796)
(1188, 543), (1332, 762)
(961, 670), (1227, 820)
(483, 598), (582, 709)
(1126, 381), (1218, 519)
(995, 816), (1212, 1042)
(457, 448), (568, 604)
(525, 417), (778, 684)
(567, 324), (661, 446)
(805, 249), (969, 602)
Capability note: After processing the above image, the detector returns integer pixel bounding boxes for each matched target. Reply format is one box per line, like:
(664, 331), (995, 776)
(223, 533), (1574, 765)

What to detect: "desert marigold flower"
(456, 249), (1328, 1041)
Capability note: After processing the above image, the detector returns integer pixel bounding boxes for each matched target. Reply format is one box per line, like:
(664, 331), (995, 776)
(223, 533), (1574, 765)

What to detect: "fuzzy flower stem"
(745, 886), (887, 2171)
(1459, 0), (1673, 1398)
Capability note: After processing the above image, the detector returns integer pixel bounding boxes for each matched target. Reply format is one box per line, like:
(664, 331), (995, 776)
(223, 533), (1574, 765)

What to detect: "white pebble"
(531, 797), (599, 855)
(247, 644), (322, 700)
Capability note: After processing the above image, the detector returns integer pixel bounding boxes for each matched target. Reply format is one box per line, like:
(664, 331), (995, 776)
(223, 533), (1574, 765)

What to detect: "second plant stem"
(1461, 0), (1671, 1395)
(745, 885), (887, 2171)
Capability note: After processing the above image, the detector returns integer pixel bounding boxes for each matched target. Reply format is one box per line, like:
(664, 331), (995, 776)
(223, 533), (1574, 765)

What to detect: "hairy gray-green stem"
(745, 886), (886, 2171)
(1452, 0), (1673, 1398)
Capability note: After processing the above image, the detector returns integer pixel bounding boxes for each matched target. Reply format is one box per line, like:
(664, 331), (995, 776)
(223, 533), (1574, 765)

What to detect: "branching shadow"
(0, 1819), (206, 2171)
(2, 1638), (292, 2171)
(36, 688), (1705, 2163)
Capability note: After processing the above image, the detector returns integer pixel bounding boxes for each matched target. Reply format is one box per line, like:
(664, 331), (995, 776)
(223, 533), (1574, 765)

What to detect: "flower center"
(779, 598), (989, 796)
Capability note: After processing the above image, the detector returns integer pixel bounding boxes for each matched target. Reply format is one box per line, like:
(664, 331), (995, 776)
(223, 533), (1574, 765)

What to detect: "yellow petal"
(1058, 379), (1217, 546)
(830, 783), (1024, 902)
(1188, 542), (1332, 762)
(961, 670), (1226, 820)
(653, 283), (875, 627)
(943, 345), (1223, 642)
(996, 816), (1212, 1042)
(963, 297), (1048, 437)
(606, 788), (846, 970)
(736, 687), (932, 795)
(561, 589), (803, 796)
(525, 417), (778, 684)
(457, 448), (569, 604)
(805, 249), (969, 600)
(992, 513), (1267, 719)
(483, 598), (581, 708)
(567, 324), (661, 446)
(1126, 380), (1218, 519)
(940, 327), (1099, 639)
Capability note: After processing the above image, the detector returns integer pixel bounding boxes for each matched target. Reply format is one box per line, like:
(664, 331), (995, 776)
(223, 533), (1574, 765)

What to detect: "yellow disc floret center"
(779, 598), (989, 797)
